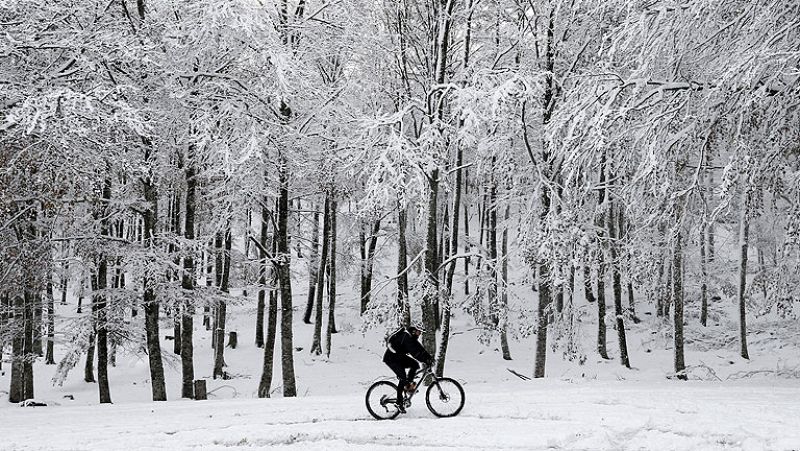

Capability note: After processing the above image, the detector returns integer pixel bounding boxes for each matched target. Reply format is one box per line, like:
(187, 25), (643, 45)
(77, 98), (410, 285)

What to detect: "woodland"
(1, 0), (799, 405)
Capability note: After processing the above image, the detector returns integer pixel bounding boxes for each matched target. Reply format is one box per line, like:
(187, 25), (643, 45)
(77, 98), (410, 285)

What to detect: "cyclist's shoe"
(396, 403), (406, 414)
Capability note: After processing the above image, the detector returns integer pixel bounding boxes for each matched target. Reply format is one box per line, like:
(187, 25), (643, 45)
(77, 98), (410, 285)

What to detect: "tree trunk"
(673, 226), (687, 380)
(596, 257), (609, 359)
(303, 204), (319, 324)
(607, 201), (630, 369)
(422, 170), (439, 354)
(738, 185), (750, 360)
(311, 196), (330, 355)
(487, 161), (499, 328)
(256, 206), (270, 346)
(583, 263), (595, 303)
(596, 151), (609, 360)
(213, 228), (231, 379)
(180, 155), (197, 398)
(397, 202), (411, 326)
(500, 204), (512, 360)
(9, 296), (26, 402)
(84, 332), (96, 383)
(360, 219), (381, 315)
(258, 222), (279, 398)
(325, 200), (338, 358)
(95, 176), (112, 403)
(533, 190), (551, 378)
(463, 169), (471, 296)
(142, 151), (167, 401)
(45, 282), (55, 365)
(276, 154), (297, 397)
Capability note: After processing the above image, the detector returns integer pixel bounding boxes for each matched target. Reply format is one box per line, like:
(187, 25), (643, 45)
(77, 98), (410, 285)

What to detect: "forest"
(1, 0), (799, 409)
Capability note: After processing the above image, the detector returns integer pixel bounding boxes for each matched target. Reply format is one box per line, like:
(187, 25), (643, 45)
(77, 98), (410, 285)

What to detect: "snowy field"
(3, 277), (800, 450)
(3, 380), (800, 450)
(3, 298), (800, 450)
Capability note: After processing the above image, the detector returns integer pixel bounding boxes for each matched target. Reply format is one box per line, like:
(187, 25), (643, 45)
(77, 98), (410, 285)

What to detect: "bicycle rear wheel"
(425, 377), (465, 418)
(365, 381), (401, 420)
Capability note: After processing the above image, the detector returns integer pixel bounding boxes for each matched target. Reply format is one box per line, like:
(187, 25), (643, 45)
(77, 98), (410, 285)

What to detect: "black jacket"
(382, 327), (433, 365)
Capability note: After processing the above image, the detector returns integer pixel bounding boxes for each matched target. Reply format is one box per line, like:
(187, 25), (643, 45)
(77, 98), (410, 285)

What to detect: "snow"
(3, 260), (800, 450)
(2, 380), (800, 450)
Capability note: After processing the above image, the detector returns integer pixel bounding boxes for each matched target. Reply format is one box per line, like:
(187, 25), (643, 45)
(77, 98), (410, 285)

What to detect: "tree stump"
(194, 380), (207, 400)
(228, 331), (238, 349)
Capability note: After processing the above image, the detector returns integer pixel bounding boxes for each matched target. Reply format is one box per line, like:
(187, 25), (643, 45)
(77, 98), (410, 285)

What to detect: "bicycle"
(365, 363), (465, 420)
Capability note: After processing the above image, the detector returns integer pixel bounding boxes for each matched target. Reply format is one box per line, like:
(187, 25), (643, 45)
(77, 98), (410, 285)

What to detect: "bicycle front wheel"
(365, 381), (401, 420)
(426, 377), (465, 418)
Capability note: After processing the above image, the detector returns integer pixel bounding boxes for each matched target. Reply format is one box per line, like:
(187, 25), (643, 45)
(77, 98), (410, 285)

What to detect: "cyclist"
(383, 324), (433, 413)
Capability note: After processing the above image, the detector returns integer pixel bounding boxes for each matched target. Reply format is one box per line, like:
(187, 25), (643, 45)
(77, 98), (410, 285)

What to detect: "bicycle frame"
(402, 365), (438, 404)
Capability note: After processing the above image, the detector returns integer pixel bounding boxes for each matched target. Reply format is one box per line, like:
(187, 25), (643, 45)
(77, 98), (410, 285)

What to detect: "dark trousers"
(385, 353), (420, 402)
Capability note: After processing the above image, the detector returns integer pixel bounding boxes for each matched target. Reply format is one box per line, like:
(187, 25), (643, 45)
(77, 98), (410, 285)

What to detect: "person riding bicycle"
(383, 324), (433, 413)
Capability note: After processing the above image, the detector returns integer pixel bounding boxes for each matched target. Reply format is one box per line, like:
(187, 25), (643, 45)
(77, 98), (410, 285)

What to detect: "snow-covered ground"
(3, 268), (800, 450)
(3, 380), (800, 450)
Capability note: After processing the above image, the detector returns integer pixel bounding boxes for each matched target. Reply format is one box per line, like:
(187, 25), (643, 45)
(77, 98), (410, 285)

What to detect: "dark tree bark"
(500, 204), (512, 361)
(9, 296), (26, 402)
(303, 204), (319, 324)
(84, 332), (96, 383)
(257, 219), (279, 398)
(256, 206), (270, 346)
(397, 202), (411, 326)
(276, 154), (297, 397)
(673, 226), (687, 380)
(324, 200), (338, 358)
(422, 169), (440, 354)
(359, 218), (381, 315)
(22, 291), (34, 400)
(463, 169), (471, 296)
(169, 189), (182, 357)
(311, 196), (330, 355)
(595, 151), (609, 360)
(583, 264), (595, 303)
(607, 201), (630, 369)
(213, 228), (231, 379)
(180, 154), (197, 398)
(141, 141), (167, 401)
(738, 185), (750, 360)
(45, 282), (55, 365)
(96, 176), (112, 403)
